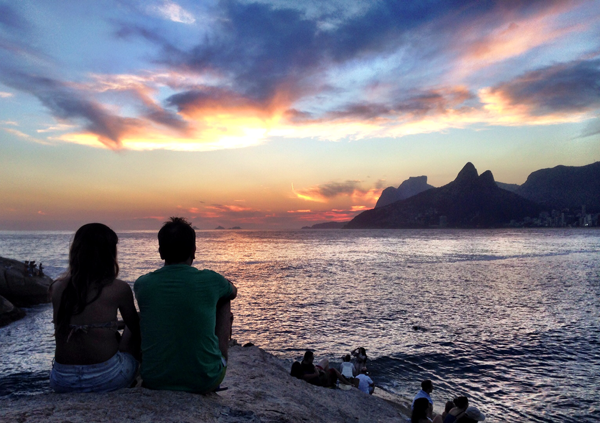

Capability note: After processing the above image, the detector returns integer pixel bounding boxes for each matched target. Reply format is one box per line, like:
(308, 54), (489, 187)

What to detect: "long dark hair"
(412, 397), (430, 423)
(55, 223), (119, 329)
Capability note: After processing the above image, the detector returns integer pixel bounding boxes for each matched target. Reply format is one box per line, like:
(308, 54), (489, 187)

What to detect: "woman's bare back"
(52, 278), (139, 365)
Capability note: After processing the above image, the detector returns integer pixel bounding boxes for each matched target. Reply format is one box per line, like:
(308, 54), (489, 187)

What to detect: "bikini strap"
(66, 321), (118, 342)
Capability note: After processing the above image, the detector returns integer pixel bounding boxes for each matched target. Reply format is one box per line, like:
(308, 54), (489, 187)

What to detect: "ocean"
(0, 229), (599, 422)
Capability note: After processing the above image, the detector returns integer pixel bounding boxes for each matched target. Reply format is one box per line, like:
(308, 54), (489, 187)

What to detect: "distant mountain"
(375, 176), (434, 208)
(346, 163), (541, 229)
(301, 221), (347, 229)
(515, 162), (600, 212)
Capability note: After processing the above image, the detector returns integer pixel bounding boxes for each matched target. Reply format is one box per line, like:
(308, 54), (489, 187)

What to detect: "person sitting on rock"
(459, 406), (486, 422)
(49, 223), (141, 393)
(290, 361), (304, 379)
(443, 396), (469, 423)
(340, 354), (355, 379)
(355, 367), (374, 394)
(134, 217), (237, 393)
(412, 397), (434, 423)
(441, 400), (455, 422)
(412, 379), (434, 409)
(300, 350), (350, 388)
(300, 350), (326, 386)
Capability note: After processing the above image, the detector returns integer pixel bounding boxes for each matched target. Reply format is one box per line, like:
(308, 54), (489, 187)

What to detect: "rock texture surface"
(0, 345), (410, 422)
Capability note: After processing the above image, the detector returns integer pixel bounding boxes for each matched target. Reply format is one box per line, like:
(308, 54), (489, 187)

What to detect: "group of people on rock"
(290, 347), (375, 395)
(411, 380), (486, 423)
(24, 260), (43, 276)
(49, 218), (237, 394)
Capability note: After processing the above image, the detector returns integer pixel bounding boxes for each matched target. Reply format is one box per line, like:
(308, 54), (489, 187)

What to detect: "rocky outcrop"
(0, 256), (53, 327)
(0, 344), (410, 422)
(0, 256), (53, 307)
(347, 162), (541, 229)
(0, 295), (26, 327)
(375, 176), (434, 208)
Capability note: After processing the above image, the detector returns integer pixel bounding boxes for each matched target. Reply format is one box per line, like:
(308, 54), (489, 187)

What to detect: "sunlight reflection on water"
(0, 229), (599, 422)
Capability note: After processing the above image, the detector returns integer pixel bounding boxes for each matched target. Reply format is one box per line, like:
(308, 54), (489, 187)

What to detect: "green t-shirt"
(134, 265), (233, 392)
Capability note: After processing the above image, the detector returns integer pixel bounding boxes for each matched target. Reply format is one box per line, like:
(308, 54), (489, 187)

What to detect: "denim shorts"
(50, 351), (139, 393)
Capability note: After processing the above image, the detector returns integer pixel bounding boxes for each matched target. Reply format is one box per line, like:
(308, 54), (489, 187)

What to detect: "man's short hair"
(158, 217), (196, 263)
(421, 379), (433, 392)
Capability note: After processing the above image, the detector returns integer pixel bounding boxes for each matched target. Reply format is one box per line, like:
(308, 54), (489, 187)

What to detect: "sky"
(1, 0), (599, 230)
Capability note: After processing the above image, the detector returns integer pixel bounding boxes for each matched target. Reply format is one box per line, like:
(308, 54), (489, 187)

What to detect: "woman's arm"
(115, 280), (141, 356)
(50, 279), (66, 329)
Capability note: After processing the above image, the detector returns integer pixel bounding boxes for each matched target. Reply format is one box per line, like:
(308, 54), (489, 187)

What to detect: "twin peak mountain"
(346, 162), (541, 229)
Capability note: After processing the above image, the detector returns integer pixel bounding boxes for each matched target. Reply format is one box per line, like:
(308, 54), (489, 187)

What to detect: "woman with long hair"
(49, 223), (140, 393)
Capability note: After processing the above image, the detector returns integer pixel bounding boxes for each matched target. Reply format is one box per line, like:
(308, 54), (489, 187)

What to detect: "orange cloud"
(292, 181), (382, 208)
(206, 205), (254, 212)
(54, 78), (297, 152)
(138, 215), (165, 221)
(293, 208), (359, 222)
(351, 188), (381, 205)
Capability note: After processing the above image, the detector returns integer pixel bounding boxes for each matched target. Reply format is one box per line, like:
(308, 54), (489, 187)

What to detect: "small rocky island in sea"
(0, 256), (53, 327)
(301, 221), (347, 229)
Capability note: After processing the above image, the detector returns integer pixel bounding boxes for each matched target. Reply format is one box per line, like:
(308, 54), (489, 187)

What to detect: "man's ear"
(159, 247), (165, 260)
(192, 245), (197, 260)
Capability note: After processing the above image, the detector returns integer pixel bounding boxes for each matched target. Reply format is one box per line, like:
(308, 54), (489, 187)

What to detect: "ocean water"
(0, 229), (599, 422)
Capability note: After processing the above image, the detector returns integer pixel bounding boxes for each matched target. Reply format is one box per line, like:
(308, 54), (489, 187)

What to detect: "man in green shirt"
(134, 217), (238, 392)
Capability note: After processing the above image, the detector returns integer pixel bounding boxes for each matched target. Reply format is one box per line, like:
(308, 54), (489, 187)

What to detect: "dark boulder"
(0, 256), (53, 307)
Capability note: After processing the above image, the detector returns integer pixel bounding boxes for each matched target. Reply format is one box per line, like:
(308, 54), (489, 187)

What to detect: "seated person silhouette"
(134, 217), (237, 393)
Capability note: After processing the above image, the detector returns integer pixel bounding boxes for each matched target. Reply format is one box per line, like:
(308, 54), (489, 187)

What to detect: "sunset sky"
(1, 0), (599, 230)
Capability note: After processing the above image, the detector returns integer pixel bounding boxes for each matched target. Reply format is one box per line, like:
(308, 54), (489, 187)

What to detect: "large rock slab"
(0, 256), (53, 307)
(0, 344), (410, 422)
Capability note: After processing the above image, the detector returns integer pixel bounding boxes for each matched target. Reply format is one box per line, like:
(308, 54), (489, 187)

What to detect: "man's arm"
(225, 279), (237, 300)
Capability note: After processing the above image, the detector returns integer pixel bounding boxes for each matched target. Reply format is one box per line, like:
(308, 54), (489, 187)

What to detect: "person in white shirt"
(355, 368), (374, 394)
(339, 354), (355, 379)
(412, 379), (434, 409)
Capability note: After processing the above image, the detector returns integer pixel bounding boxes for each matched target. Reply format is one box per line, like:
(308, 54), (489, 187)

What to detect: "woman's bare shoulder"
(109, 279), (134, 295)
(50, 278), (68, 300)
